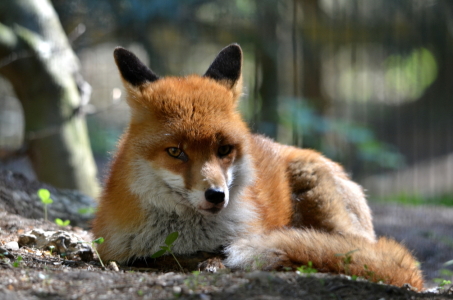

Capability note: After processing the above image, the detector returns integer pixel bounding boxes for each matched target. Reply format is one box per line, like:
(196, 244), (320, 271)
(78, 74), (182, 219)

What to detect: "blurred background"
(0, 0), (452, 205)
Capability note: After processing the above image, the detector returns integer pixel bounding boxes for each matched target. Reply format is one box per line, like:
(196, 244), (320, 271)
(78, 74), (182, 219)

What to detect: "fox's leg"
(282, 146), (376, 241)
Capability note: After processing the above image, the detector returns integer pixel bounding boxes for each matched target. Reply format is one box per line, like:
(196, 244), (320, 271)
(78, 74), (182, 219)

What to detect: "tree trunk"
(300, 0), (330, 113)
(0, 0), (99, 197)
(255, 0), (279, 139)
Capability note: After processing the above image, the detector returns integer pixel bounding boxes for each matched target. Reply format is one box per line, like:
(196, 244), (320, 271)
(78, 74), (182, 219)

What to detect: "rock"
(0, 246), (14, 259)
(18, 229), (93, 260)
(108, 261), (119, 271)
(198, 257), (226, 272)
(245, 271), (276, 284)
(0, 170), (96, 228)
(16, 232), (36, 245)
(4, 241), (19, 251)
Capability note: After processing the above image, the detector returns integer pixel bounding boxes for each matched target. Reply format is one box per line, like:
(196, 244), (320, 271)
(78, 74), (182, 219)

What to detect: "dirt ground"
(1, 207), (453, 300)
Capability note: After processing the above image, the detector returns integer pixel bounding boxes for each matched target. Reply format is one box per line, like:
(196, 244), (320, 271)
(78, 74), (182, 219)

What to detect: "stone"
(5, 241), (19, 251)
(18, 229), (93, 260)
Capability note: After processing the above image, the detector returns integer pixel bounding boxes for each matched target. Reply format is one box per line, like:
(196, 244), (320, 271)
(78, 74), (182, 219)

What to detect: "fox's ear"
(113, 47), (159, 86)
(204, 44), (242, 94)
(114, 47), (158, 123)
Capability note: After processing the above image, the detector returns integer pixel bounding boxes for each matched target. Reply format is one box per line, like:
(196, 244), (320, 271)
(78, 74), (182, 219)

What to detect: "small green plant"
(296, 261), (317, 276)
(434, 260), (453, 291)
(37, 188), (53, 221)
(184, 271), (206, 291)
(253, 255), (266, 270)
(48, 245), (55, 255)
(363, 264), (382, 282)
(12, 255), (23, 268)
(434, 279), (452, 289)
(55, 218), (70, 227)
(78, 237), (105, 268)
(151, 232), (184, 272)
(335, 249), (358, 276)
(78, 207), (96, 215)
(91, 237), (105, 268)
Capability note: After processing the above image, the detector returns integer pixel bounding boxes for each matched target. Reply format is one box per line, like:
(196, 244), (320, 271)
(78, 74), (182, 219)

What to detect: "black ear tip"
(222, 43), (242, 59)
(113, 46), (159, 86)
(203, 43), (243, 84)
(114, 46), (123, 54)
(113, 47), (132, 63)
(227, 43), (241, 50)
(114, 46), (126, 53)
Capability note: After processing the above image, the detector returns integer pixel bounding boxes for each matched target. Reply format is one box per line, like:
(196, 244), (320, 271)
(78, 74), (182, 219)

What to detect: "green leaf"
(42, 198), (53, 205)
(78, 207), (96, 215)
(55, 218), (70, 226)
(440, 269), (453, 276)
(165, 232), (179, 246)
(13, 255), (23, 267)
(38, 189), (50, 200)
(344, 249), (359, 256)
(151, 249), (167, 258)
(93, 237), (105, 244)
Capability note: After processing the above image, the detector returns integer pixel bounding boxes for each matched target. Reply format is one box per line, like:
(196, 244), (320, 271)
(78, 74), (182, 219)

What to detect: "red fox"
(92, 44), (423, 290)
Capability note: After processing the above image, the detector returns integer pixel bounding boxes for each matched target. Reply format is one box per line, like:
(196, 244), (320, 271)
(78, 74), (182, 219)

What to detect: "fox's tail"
(224, 229), (423, 290)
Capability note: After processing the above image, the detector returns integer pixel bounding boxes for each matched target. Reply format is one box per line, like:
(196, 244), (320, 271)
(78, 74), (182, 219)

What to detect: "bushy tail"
(224, 229), (423, 290)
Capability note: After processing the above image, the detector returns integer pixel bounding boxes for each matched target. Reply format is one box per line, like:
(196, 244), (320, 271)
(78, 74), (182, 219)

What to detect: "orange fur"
(92, 45), (423, 290)
(228, 230), (423, 289)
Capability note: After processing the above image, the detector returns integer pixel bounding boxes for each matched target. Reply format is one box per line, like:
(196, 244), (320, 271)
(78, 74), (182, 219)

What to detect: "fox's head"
(114, 44), (254, 216)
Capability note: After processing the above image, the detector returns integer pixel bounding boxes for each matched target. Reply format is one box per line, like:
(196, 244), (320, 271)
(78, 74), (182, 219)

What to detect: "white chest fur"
(113, 158), (256, 262)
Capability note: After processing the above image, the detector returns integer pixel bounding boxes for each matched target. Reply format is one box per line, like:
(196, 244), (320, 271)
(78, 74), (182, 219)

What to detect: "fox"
(92, 44), (423, 290)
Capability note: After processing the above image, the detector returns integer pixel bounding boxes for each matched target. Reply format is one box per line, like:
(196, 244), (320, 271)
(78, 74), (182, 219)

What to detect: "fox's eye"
(167, 147), (182, 158)
(218, 145), (232, 157)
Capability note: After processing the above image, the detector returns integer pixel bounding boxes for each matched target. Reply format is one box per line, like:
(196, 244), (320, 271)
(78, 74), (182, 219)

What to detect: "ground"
(1, 208), (453, 299)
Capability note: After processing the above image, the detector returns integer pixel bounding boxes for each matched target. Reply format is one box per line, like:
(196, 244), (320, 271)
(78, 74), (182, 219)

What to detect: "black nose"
(204, 188), (225, 204)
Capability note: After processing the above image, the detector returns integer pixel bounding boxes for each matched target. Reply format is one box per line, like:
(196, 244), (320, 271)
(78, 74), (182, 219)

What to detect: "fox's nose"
(204, 188), (225, 204)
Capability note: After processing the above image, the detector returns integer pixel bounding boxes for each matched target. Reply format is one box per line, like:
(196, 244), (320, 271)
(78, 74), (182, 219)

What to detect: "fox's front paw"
(198, 257), (226, 273)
